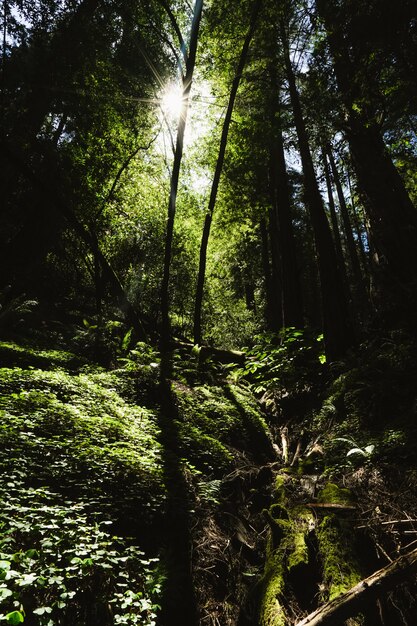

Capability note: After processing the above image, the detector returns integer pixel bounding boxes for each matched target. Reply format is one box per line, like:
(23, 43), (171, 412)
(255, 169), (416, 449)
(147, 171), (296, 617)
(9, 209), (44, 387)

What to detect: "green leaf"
(33, 608), (52, 616)
(121, 329), (133, 351)
(346, 447), (367, 457)
(6, 611), (25, 625)
(25, 550), (38, 559)
(17, 572), (37, 586)
(0, 561), (11, 570)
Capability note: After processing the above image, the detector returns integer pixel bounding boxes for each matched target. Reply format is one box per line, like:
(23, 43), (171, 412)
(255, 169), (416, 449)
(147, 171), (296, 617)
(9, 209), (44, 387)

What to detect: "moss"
(317, 514), (361, 601)
(274, 474), (287, 502)
(0, 340), (85, 370)
(317, 482), (353, 506)
(174, 381), (273, 469)
(258, 474), (316, 625)
(287, 506), (314, 572)
(176, 421), (234, 475)
(258, 538), (287, 626)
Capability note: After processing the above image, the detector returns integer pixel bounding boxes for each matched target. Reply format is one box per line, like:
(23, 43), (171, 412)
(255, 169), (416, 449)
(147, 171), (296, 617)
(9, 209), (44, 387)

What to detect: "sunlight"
(161, 84), (184, 120)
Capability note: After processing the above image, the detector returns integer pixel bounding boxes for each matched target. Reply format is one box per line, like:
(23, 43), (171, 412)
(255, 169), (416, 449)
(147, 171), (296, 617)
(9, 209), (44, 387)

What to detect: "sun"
(161, 84), (184, 119)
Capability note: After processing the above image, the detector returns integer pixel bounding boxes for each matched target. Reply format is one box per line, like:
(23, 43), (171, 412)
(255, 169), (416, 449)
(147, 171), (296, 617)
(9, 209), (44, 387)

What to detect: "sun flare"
(161, 84), (184, 119)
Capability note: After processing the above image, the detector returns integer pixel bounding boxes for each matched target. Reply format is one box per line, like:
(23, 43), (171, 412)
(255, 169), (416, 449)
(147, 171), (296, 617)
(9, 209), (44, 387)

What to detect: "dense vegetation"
(1, 0), (417, 624)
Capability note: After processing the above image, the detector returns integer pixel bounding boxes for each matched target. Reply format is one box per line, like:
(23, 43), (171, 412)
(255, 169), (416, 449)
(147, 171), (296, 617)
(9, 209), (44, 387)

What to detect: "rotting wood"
(294, 546), (417, 626)
(281, 427), (289, 464)
(306, 503), (356, 511)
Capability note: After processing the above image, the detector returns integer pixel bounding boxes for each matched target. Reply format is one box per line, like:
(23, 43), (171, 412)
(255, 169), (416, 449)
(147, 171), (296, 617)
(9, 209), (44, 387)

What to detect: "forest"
(1, 0), (417, 624)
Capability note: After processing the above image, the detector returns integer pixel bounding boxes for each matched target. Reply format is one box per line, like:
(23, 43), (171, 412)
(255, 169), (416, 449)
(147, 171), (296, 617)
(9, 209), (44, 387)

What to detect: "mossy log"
(316, 514), (362, 602)
(172, 339), (245, 364)
(295, 546), (417, 626)
(258, 490), (315, 626)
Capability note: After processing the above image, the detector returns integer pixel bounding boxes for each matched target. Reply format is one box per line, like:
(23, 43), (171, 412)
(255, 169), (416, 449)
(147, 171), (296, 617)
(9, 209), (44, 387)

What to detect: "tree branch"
(94, 128), (161, 223)
(295, 546), (417, 626)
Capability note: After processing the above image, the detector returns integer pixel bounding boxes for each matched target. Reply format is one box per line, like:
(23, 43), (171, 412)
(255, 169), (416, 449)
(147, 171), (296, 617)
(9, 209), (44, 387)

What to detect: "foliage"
(0, 484), (161, 626)
(0, 342), (168, 546)
(229, 328), (325, 414)
(174, 380), (273, 475)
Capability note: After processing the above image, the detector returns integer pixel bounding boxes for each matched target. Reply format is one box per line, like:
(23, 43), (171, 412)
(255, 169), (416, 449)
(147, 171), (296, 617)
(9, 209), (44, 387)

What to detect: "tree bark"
(268, 207), (284, 331)
(322, 149), (347, 286)
(260, 217), (278, 331)
(295, 546), (417, 626)
(327, 147), (369, 314)
(193, 0), (263, 345)
(269, 95), (303, 329)
(281, 23), (352, 360)
(160, 0), (204, 348)
(346, 169), (369, 274)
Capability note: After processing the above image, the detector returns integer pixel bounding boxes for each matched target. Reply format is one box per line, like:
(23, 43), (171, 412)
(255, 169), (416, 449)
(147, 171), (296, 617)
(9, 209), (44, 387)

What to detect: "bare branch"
(295, 546), (417, 626)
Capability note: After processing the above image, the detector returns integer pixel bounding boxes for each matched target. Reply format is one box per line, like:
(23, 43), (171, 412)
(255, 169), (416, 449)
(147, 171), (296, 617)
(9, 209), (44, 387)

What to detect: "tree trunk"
(160, 0), (204, 348)
(327, 147), (369, 314)
(322, 149), (348, 286)
(268, 207), (284, 331)
(346, 169), (369, 274)
(269, 95), (303, 329)
(193, 0), (263, 345)
(260, 217), (277, 330)
(281, 23), (352, 360)
(316, 0), (417, 300)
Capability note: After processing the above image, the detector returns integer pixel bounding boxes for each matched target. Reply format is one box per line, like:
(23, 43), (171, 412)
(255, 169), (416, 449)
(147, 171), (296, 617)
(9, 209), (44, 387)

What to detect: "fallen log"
(172, 339), (245, 365)
(295, 546), (417, 626)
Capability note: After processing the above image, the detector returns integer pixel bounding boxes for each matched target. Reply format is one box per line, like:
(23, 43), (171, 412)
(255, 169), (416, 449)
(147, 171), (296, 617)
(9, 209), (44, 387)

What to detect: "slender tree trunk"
(193, 0), (263, 345)
(160, 0), (204, 348)
(327, 148), (368, 311)
(260, 217), (277, 330)
(346, 169), (369, 273)
(322, 149), (347, 285)
(281, 23), (352, 360)
(268, 207), (284, 331)
(269, 89), (303, 328)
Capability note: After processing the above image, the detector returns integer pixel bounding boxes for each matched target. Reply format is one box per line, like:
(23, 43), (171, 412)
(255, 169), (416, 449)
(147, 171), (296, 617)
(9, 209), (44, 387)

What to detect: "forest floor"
(1, 324), (417, 625)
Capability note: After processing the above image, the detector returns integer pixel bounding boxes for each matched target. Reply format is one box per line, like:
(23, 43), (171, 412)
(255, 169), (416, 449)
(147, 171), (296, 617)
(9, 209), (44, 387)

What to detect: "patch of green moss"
(317, 482), (353, 506)
(175, 421), (234, 476)
(258, 538), (287, 626)
(0, 340), (85, 370)
(287, 506), (314, 572)
(317, 515), (361, 601)
(174, 381), (273, 467)
(274, 474), (287, 502)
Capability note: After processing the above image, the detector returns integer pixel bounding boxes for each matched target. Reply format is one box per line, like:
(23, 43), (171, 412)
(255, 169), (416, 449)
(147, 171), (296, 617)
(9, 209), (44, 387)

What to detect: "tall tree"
(193, 0), (263, 345)
(316, 0), (417, 306)
(326, 145), (369, 313)
(160, 0), (204, 347)
(280, 19), (352, 360)
(267, 62), (303, 329)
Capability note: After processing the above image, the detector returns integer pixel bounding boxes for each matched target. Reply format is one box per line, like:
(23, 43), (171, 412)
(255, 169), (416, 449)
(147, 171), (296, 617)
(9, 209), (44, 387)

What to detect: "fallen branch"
(306, 503), (356, 511)
(295, 546), (417, 626)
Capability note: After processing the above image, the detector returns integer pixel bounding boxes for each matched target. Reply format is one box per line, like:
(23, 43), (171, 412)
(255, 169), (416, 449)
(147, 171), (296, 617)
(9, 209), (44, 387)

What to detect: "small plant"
(228, 328), (325, 414)
(334, 437), (375, 461)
